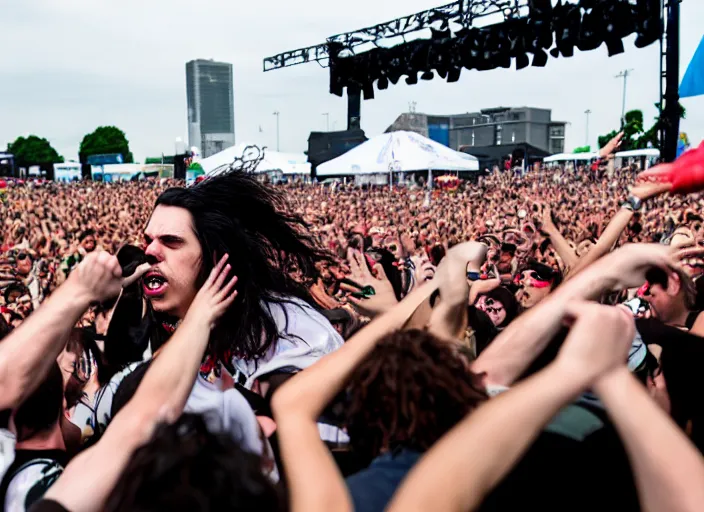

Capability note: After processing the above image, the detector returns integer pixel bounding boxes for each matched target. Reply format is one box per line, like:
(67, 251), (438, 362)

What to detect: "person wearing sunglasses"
(515, 261), (562, 310)
(476, 287), (519, 331)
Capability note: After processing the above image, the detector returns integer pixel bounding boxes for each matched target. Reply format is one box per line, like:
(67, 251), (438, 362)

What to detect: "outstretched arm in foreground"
(389, 302), (635, 512)
(42, 255), (238, 512)
(595, 368), (704, 512)
(473, 244), (675, 387)
(271, 281), (440, 512)
(0, 251), (147, 410)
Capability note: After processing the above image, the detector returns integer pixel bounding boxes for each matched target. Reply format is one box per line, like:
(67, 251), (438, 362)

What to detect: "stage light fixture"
(528, 0), (554, 50)
(515, 53), (530, 70)
(362, 80), (375, 100)
(552, 2), (581, 58)
(405, 73), (418, 85)
(532, 48), (548, 67)
(377, 76), (389, 90)
(600, 0), (633, 57)
(446, 66), (461, 83)
(605, 34), (625, 57)
(634, 0), (663, 48)
(421, 70), (435, 80)
(577, 5), (604, 52)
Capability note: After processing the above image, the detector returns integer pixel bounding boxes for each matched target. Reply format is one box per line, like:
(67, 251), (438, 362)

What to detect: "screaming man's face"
(143, 205), (203, 319)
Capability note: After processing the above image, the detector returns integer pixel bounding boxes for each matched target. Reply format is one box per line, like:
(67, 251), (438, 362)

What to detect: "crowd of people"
(1, 133), (704, 511)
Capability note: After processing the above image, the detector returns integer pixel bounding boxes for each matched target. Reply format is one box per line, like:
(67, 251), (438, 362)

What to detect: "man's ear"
(667, 272), (682, 297)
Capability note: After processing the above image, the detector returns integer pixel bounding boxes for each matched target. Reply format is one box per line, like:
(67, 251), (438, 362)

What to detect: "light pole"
(584, 109), (592, 147)
(615, 69), (634, 127)
(273, 111), (280, 151)
(322, 112), (330, 132)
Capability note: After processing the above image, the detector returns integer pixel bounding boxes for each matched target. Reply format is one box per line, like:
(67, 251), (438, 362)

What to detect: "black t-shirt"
(637, 317), (704, 453)
(29, 499), (69, 512)
(479, 407), (639, 512)
(0, 409), (10, 430)
(0, 449), (68, 512)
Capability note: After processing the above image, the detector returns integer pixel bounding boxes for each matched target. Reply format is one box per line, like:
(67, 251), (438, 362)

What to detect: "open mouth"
(143, 271), (168, 297)
(682, 258), (704, 276)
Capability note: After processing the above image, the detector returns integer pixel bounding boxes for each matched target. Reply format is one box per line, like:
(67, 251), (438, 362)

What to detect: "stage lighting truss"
(264, 0), (663, 98)
(263, 0), (525, 72)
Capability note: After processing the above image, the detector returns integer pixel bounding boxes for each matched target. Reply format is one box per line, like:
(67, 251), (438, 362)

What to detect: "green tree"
(573, 146), (592, 154)
(79, 126), (133, 164)
(623, 110), (644, 142)
(7, 135), (63, 176)
(600, 103), (688, 152)
(598, 110), (644, 151)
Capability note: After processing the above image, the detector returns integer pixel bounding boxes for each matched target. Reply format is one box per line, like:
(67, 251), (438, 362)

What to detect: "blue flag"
(681, 35), (704, 98)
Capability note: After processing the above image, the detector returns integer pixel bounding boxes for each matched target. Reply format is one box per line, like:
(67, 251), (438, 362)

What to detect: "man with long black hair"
(93, 166), (343, 439)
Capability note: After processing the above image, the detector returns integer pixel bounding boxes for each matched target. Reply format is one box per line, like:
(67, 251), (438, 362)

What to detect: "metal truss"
(263, 0), (525, 71)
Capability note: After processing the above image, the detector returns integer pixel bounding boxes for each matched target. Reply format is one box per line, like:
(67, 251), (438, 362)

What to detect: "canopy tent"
(316, 131), (479, 176)
(200, 144), (311, 176)
(544, 152), (598, 163)
(615, 148), (660, 158)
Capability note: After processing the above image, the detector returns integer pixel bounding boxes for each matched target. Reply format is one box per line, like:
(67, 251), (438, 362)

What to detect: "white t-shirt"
(231, 297), (344, 389)
(0, 429), (15, 481)
(4, 458), (63, 512)
(184, 378), (279, 482)
(92, 296), (344, 446)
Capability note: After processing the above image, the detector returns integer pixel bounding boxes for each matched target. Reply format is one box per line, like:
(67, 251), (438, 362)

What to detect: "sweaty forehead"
(144, 205), (195, 238)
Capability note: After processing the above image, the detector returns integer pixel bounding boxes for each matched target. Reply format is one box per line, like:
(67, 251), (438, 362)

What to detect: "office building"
(186, 59), (235, 158)
(386, 107), (567, 166)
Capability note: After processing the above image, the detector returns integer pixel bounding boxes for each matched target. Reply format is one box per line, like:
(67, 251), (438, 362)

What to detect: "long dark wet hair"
(154, 166), (332, 362)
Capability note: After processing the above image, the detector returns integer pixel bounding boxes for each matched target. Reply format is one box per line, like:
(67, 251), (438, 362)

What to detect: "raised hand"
(555, 301), (635, 388)
(586, 244), (677, 291)
(187, 254), (238, 329)
(629, 180), (672, 201)
(345, 249), (398, 318)
(639, 142), (704, 195)
(68, 251), (123, 303)
(598, 132), (624, 159)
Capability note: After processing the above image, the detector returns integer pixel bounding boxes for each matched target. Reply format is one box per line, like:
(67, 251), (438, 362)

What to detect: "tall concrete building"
(186, 59), (235, 158)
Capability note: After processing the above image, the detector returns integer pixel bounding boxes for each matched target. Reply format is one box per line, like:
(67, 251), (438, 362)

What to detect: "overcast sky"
(2, 0), (704, 162)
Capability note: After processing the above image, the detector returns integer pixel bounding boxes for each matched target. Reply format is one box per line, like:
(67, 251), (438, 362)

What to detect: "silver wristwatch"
(622, 196), (643, 212)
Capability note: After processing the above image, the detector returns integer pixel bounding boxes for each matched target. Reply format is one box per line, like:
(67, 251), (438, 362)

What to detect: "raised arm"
(540, 204), (578, 270)
(567, 182), (670, 278)
(473, 244), (675, 387)
(271, 281), (439, 512)
(427, 242), (488, 341)
(42, 255), (238, 512)
(0, 251), (146, 410)
(595, 367), (704, 512)
(389, 302), (634, 512)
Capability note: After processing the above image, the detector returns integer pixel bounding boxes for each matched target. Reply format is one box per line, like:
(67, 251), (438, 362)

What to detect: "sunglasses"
(519, 270), (553, 289)
(17, 253), (29, 261)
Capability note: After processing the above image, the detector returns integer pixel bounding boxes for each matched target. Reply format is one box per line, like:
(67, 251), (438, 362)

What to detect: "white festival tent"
(316, 130), (480, 177)
(200, 143), (311, 176)
(543, 152), (599, 163)
(544, 149), (661, 163)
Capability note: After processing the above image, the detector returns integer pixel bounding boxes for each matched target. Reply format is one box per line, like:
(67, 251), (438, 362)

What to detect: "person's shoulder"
(346, 450), (421, 512)
(5, 457), (64, 512)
